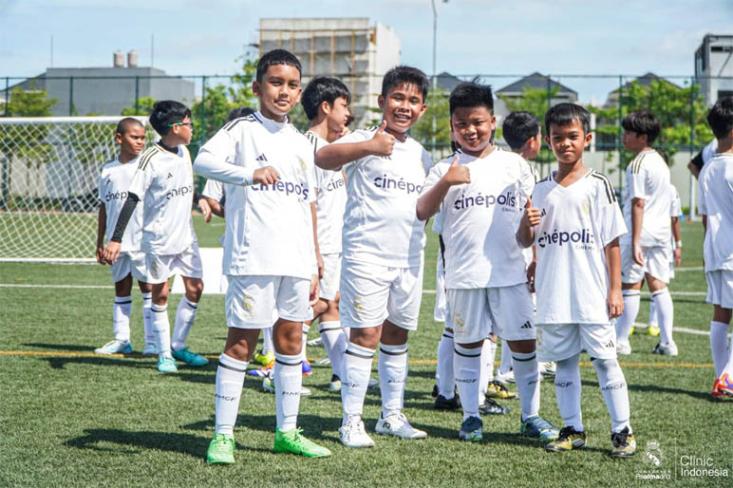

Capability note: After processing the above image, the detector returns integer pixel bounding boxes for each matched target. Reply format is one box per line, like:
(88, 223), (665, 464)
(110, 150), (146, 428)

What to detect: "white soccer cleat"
(495, 368), (515, 385)
(94, 340), (132, 355)
(652, 342), (678, 356)
(307, 337), (323, 347)
(375, 413), (427, 440)
(616, 341), (632, 356)
(328, 374), (342, 392)
(539, 361), (556, 377)
(339, 416), (375, 448)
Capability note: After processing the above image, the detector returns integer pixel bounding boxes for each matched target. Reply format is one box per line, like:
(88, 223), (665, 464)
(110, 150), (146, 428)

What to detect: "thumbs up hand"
(522, 198), (542, 228)
(368, 120), (396, 157)
(443, 156), (470, 186)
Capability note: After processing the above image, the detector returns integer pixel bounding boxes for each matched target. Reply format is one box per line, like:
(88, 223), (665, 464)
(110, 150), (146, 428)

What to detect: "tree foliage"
(5, 87), (57, 116)
(411, 89), (452, 154)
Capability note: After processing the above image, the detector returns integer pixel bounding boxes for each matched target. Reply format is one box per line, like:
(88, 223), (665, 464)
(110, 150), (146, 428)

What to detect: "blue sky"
(1, 0), (731, 102)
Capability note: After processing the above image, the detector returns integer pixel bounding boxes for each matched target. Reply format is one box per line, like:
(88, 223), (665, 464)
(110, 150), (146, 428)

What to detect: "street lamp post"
(431, 0), (447, 158)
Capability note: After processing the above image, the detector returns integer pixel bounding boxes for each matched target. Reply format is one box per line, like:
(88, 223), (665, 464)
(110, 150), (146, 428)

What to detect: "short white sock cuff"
(141, 292), (152, 301)
(512, 351), (537, 362)
(651, 288), (669, 298)
(275, 352), (302, 366)
(455, 344), (482, 357)
(319, 320), (341, 332)
(114, 295), (132, 305)
(219, 353), (248, 372)
(380, 343), (408, 355)
(151, 303), (167, 313)
(442, 328), (454, 339)
(711, 321), (728, 330)
(183, 298), (198, 309)
(346, 342), (375, 359)
(622, 290), (641, 298)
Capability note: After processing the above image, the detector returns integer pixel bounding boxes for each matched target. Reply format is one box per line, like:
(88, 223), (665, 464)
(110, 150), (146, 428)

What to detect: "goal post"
(0, 116), (151, 262)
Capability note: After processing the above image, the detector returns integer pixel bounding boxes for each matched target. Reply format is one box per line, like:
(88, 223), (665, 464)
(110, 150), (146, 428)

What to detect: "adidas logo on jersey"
(537, 228), (594, 249)
(256, 153), (268, 162)
(373, 175), (422, 195)
(167, 172), (173, 179)
(604, 340), (615, 349)
(520, 321), (533, 329)
(452, 190), (518, 211)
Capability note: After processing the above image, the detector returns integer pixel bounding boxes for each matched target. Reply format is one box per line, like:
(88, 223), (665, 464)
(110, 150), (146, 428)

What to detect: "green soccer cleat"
(521, 415), (559, 443)
(458, 416), (483, 442)
(206, 433), (235, 465)
(172, 347), (209, 367)
(253, 351), (275, 368)
(273, 428), (331, 458)
(610, 427), (637, 458)
(486, 380), (517, 400)
(545, 426), (587, 452)
(157, 356), (178, 374)
(647, 325), (660, 337)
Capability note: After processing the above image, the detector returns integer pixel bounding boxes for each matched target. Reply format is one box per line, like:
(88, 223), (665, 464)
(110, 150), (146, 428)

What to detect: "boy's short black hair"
(256, 49), (302, 82)
(449, 82), (494, 115)
(301, 77), (351, 121)
(115, 117), (144, 135)
(544, 103), (591, 135)
(149, 100), (191, 136)
(227, 106), (255, 122)
(707, 96), (733, 139)
(502, 111), (539, 150)
(621, 110), (661, 144)
(381, 65), (429, 101)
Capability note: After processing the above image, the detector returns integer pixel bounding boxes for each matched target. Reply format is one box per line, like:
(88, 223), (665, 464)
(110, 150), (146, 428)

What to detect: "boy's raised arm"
(516, 199), (541, 248)
(194, 129), (279, 186)
(416, 156), (467, 221)
(315, 120), (394, 170)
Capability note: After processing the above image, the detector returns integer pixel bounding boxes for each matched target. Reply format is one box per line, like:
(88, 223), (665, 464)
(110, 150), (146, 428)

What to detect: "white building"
(695, 34), (733, 106)
(259, 18), (401, 127)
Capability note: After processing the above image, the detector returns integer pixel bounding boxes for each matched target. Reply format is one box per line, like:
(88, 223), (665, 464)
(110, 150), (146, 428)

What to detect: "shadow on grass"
(581, 379), (713, 401)
(24, 342), (96, 352)
(65, 428), (271, 458)
(182, 414), (341, 444)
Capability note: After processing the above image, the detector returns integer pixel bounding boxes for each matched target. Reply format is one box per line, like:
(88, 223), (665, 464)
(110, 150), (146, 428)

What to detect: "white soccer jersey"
(702, 139), (719, 166)
(306, 131), (347, 255)
(669, 183), (681, 218)
(98, 158), (143, 253)
(621, 149), (671, 247)
(128, 145), (196, 256)
(193, 112), (316, 279)
(334, 128), (432, 268)
(202, 178), (224, 202)
(532, 170), (627, 324)
(421, 148), (534, 289)
(698, 153), (733, 272)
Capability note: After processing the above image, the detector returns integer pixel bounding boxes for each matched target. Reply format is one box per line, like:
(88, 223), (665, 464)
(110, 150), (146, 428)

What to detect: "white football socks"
(554, 355), (583, 431)
(319, 321), (346, 379)
(342, 342), (375, 422)
(301, 323), (310, 360)
(151, 303), (172, 358)
(512, 350), (541, 420)
(592, 357), (631, 433)
(214, 353), (247, 436)
(379, 343), (408, 419)
(436, 328), (455, 398)
(454, 344), (481, 420)
(652, 288), (674, 346)
(648, 298), (658, 327)
(479, 338), (496, 400)
(262, 327), (274, 356)
(616, 290), (641, 343)
(498, 340), (513, 376)
(710, 321), (729, 377)
(274, 352), (302, 432)
(172, 298), (198, 351)
(112, 295), (132, 342)
(141, 292), (154, 346)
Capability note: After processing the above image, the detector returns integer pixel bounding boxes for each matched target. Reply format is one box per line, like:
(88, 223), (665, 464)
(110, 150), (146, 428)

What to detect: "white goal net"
(0, 116), (150, 262)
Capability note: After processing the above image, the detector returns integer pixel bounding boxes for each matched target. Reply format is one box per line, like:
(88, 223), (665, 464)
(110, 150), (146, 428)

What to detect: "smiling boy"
(417, 82), (556, 444)
(316, 66), (432, 448)
(516, 103), (636, 458)
(194, 49), (330, 463)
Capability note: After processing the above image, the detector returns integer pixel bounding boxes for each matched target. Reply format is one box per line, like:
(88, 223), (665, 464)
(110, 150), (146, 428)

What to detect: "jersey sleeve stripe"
(590, 172), (616, 203)
(137, 146), (160, 171)
(224, 114), (258, 131)
(632, 153), (646, 174)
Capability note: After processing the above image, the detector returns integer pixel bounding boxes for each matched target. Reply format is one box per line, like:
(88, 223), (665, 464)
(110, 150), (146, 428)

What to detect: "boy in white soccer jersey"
(104, 101), (207, 374)
(95, 117), (155, 355)
(517, 102), (636, 458)
(614, 110), (677, 356)
(417, 82), (556, 443)
(194, 49), (330, 463)
(302, 76), (352, 392)
(697, 97), (733, 399)
(316, 66), (431, 448)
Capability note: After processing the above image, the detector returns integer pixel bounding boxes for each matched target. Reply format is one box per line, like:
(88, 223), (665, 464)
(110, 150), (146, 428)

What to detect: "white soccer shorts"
(537, 323), (618, 362)
(621, 244), (672, 284)
(706, 270), (733, 309)
(111, 251), (147, 283)
(144, 241), (203, 284)
(339, 259), (423, 331)
(447, 283), (535, 344)
(226, 275), (312, 329)
(319, 252), (342, 301)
